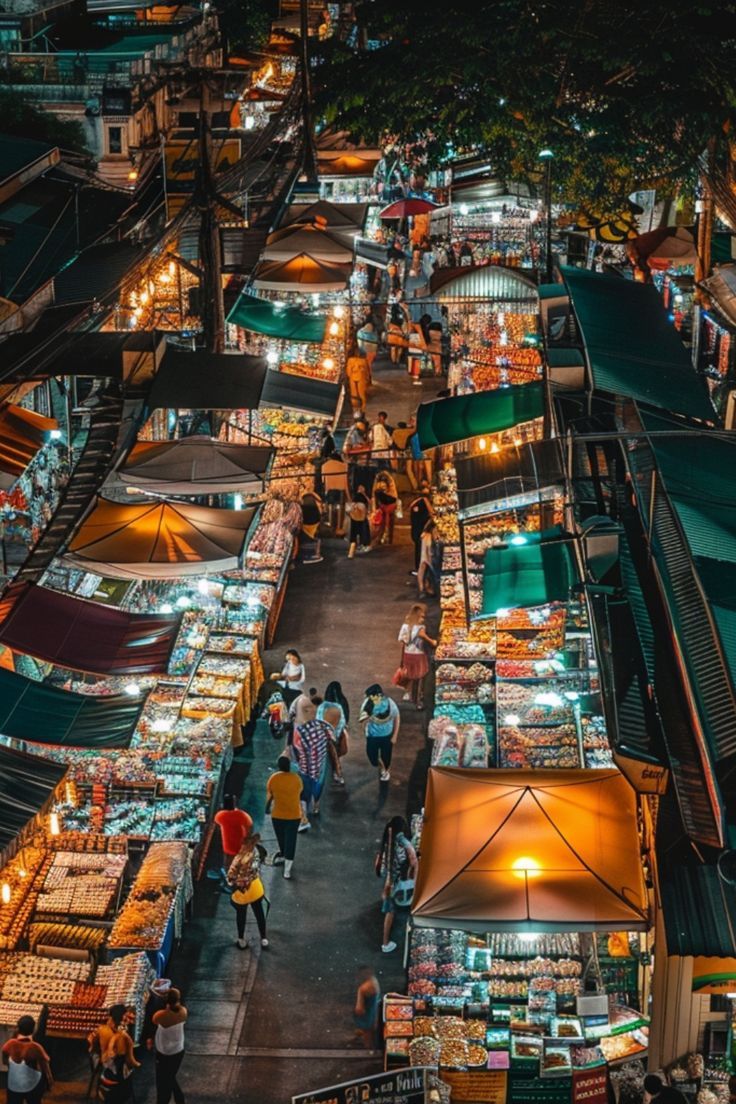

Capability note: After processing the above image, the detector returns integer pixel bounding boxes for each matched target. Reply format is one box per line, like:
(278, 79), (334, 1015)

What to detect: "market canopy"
(0, 666), (142, 748)
(280, 200), (368, 233)
(412, 768), (649, 932)
(416, 382), (544, 449)
(0, 403), (58, 488)
(65, 497), (258, 579)
(317, 153), (381, 178)
(119, 436), (274, 495)
(481, 525), (576, 617)
(561, 265), (715, 422)
(252, 253), (350, 292)
(630, 226), (696, 270)
(147, 347), (267, 410)
(227, 291), (326, 343)
(430, 264), (539, 302)
(263, 223), (355, 263)
(456, 438), (565, 517)
(0, 582), (181, 675)
(379, 198), (438, 219)
(260, 369), (340, 418)
(0, 744), (67, 855)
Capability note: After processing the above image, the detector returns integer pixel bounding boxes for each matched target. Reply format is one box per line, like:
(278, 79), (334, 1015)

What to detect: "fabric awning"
(65, 497), (258, 579)
(260, 370), (340, 417)
(147, 347), (267, 410)
(0, 404), (57, 487)
(252, 253), (351, 292)
(0, 583), (181, 675)
(481, 526), (576, 616)
(379, 198), (438, 219)
(354, 237), (394, 269)
(631, 226), (696, 270)
(0, 744), (66, 854)
(412, 768), (649, 932)
(280, 200), (368, 233)
(119, 436), (274, 495)
(227, 291), (326, 343)
(456, 438), (565, 516)
(561, 265), (715, 421)
(263, 223), (355, 263)
(0, 667), (142, 748)
(417, 382), (544, 449)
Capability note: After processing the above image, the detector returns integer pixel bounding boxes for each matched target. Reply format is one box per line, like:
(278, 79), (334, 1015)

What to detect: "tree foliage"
(315, 0), (736, 215)
(0, 91), (87, 153)
(218, 0), (274, 53)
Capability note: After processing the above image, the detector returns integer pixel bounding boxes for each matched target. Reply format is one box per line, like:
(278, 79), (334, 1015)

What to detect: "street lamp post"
(538, 148), (554, 282)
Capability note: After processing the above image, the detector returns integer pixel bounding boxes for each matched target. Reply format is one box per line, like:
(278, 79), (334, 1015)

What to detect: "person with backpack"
(374, 816), (418, 953)
(227, 834), (270, 949)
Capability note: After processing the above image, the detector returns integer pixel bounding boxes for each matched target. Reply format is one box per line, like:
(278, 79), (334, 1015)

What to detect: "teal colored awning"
(416, 381), (544, 449)
(481, 526), (576, 616)
(227, 292), (326, 343)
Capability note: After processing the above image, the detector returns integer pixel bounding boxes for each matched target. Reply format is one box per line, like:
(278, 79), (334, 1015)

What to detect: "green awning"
(0, 745), (66, 855)
(416, 381), (544, 449)
(227, 292), (326, 343)
(480, 526), (576, 616)
(0, 668), (142, 748)
(561, 265), (715, 422)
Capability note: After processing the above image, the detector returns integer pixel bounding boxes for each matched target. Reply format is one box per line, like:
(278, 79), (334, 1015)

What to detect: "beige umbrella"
(262, 222), (355, 263)
(252, 252), (350, 292)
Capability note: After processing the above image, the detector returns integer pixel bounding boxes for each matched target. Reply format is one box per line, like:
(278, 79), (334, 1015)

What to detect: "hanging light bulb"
(124, 682), (141, 697)
(322, 357), (335, 371)
(329, 321), (339, 336)
(490, 442), (500, 454)
(197, 579), (210, 595)
(478, 437), (487, 451)
(140, 290), (149, 305)
(1, 883), (10, 905)
(159, 271), (171, 285)
(333, 304), (345, 319)
(168, 259), (176, 276)
(49, 812), (60, 836)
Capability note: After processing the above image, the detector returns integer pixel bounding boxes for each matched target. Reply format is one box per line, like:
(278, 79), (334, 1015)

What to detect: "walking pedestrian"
(2, 1016), (52, 1104)
(319, 682), (350, 783)
(345, 344), (371, 412)
(375, 816), (418, 953)
(89, 1005), (139, 1103)
(292, 697), (331, 828)
(266, 756), (303, 879)
(151, 989), (187, 1104)
(214, 795), (252, 880)
(417, 520), (439, 597)
(398, 603), (436, 709)
(356, 318), (379, 381)
(318, 702), (347, 786)
(371, 470), (399, 547)
(227, 835), (269, 948)
(407, 426), (431, 487)
(387, 298), (408, 364)
(352, 966), (381, 1048)
(344, 418), (372, 496)
(370, 411), (393, 471)
(359, 684), (400, 783)
(347, 483), (371, 557)
(409, 483), (433, 574)
(299, 490), (324, 564)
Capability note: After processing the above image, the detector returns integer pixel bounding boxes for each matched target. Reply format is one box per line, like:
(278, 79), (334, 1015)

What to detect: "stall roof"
(0, 404), (57, 488)
(260, 369), (340, 417)
(263, 223), (355, 263)
(412, 768), (649, 932)
(0, 744), (66, 854)
(317, 153), (381, 178)
(280, 200), (368, 232)
(227, 291), (326, 343)
(701, 265), (736, 329)
(147, 347), (267, 410)
(0, 582), (181, 676)
(0, 667), (142, 748)
(430, 264), (538, 301)
(456, 438), (565, 516)
(561, 265), (715, 421)
(481, 525), (577, 617)
(66, 497), (258, 579)
(120, 436), (274, 495)
(252, 253), (351, 292)
(416, 382), (544, 449)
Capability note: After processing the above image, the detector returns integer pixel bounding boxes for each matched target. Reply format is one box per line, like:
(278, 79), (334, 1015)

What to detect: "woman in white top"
(151, 988), (187, 1104)
(398, 603), (436, 709)
(273, 649), (305, 706)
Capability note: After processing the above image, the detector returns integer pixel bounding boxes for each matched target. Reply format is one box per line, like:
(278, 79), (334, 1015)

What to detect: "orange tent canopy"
(252, 252), (350, 292)
(0, 403), (57, 487)
(412, 768), (649, 932)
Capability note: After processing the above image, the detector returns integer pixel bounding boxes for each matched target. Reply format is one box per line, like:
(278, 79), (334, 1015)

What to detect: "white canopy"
(263, 223), (355, 263)
(119, 436), (274, 495)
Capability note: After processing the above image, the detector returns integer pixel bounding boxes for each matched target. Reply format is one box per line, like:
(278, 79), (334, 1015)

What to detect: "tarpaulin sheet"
(0, 583), (181, 675)
(227, 292), (326, 343)
(417, 382), (544, 449)
(0, 744), (66, 853)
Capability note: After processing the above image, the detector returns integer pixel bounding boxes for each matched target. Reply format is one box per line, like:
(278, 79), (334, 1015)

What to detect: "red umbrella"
(379, 198), (438, 219)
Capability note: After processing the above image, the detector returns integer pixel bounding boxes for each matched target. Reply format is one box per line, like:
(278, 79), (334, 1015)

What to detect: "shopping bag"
(391, 666), (410, 689)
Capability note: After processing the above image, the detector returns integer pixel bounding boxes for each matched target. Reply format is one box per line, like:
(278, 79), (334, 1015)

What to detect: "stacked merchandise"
(447, 307), (542, 394)
(108, 843), (193, 953)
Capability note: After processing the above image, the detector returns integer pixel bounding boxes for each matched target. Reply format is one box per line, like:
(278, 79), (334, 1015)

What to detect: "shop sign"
(612, 750), (669, 794)
(572, 1067), (608, 1104)
(440, 1069), (507, 1103)
(292, 1066), (429, 1104)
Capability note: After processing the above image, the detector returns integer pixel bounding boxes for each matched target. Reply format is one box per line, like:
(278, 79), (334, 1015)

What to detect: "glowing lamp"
(159, 603), (174, 614)
(159, 272), (171, 285)
(495, 608), (510, 619)
(233, 494), (244, 511)
(266, 350), (278, 365)
(478, 437), (487, 451)
(491, 211), (501, 224)
(168, 260), (176, 276)
(197, 579), (210, 595)
(127, 169), (138, 182)
(124, 682), (141, 697)
(519, 932), (540, 942)
(333, 305), (345, 319)
(512, 856), (541, 878)
(140, 290), (149, 305)
(490, 442), (500, 454)
(322, 357), (335, 371)
(49, 812), (60, 836)
(458, 203), (469, 216)
(510, 534), (527, 546)
(152, 718), (172, 734)
(503, 714), (520, 726)
(49, 429), (63, 441)
(1, 883), (10, 905)
(175, 595), (191, 609)
(329, 321), (339, 336)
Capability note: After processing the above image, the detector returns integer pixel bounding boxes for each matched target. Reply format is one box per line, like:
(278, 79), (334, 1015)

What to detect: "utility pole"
(195, 88), (225, 354)
(299, 0), (318, 182)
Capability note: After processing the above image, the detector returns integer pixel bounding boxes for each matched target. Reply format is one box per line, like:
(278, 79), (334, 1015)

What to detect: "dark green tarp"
(481, 525), (576, 616)
(0, 744), (66, 853)
(227, 292), (326, 343)
(416, 381), (544, 449)
(561, 265), (715, 422)
(0, 667), (143, 748)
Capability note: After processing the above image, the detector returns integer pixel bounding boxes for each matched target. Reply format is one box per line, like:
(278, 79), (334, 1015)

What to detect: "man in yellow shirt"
(345, 347), (371, 412)
(266, 756), (304, 880)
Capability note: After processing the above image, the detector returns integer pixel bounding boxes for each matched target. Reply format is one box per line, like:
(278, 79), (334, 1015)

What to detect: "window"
(108, 126), (123, 154)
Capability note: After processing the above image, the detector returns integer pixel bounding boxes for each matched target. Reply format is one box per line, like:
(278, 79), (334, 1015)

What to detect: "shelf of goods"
(108, 842), (193, 975)
(236, 329), (345, 386)
(447, 308), (541, 393)
(387, 928), (648, 1085)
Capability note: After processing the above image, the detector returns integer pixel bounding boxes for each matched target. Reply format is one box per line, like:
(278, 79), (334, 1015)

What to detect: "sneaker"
(407, 570), (418, 576)
(236, 937), (247, 949)
(357, 546), (371, 554)
(382, 941), (398, 953)
(298, 820), (311, 833)
(304, 557), (324, 564)
(380, 769), (391, 782)
(271, 853), (285, 866)
(261, 938), (270, 949)
(402, 693), (412, 701)
(284, 860), (293, 879)
(333, 774), (345, 785)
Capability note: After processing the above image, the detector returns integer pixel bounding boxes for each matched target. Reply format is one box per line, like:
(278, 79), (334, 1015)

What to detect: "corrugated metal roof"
(53, 241), (144, 306)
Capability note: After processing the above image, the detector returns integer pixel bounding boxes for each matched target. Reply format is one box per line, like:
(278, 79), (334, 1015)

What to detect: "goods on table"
(27, 922), (108, 953)
(0, 1000), (45, 1027)
(0, 846), (49, 950)
(109, 843), (192, 950)
(35, 851), (127, 918)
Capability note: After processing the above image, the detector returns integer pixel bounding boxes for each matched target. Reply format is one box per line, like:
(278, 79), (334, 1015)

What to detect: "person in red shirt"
(214, 794), (252, 883)
(2, 1015), (53, 1104)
